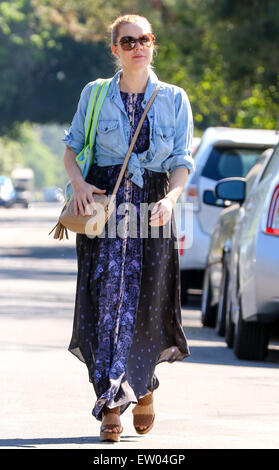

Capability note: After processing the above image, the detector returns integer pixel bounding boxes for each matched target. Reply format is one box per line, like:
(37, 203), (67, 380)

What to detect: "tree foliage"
(0, 122), (68, 189)
(0, 0), (116, 136)
(147, 0), (279, 129)
(0, 0), (278, 134)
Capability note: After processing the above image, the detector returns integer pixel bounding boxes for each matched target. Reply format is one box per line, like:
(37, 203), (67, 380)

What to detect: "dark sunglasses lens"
(140, 35), (152, 45)
(120, 36), (135, 50)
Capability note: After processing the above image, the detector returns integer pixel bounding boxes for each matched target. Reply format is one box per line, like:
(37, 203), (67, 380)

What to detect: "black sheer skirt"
(68, 163), (190, 421)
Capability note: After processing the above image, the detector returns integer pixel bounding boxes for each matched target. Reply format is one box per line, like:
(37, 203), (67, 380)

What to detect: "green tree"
(0, 0), (278, 133)
(0, 122), (68, 189)
(0, 0), (116, 135)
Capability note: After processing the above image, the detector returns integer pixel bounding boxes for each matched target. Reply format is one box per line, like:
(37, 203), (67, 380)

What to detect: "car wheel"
(201, 266), (217, 327)
(180, 270), (189, 305)
(225, 299), (234, 348)
(233, 295), (269, 361)
(215, 263), (229, 336)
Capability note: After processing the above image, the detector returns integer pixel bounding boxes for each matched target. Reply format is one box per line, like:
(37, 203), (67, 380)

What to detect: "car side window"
(259, 145), (279, 182)
(201, 146), (264, 181)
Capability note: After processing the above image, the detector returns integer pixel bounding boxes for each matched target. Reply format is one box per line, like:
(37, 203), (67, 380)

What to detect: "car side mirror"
(215, 177), (246, 203)
(203, 189), (231, 208)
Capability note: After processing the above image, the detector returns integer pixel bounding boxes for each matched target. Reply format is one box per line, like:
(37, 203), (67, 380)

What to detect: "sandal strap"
(101, 410), (122, 433)
(132, 392), (154, 432)
(100, 405), (123, 438)
(101, 423), (123, 432)
(133, 413), (154, 427)
(132, 402), (154, 414)
(132, 395), (155, 430)
(138, 392), (153, 406)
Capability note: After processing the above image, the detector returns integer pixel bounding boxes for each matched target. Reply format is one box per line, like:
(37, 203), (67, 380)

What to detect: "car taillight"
(186, 184), (199, 211)
(179, 235), (185, 255)
(266, 184), (279, 236)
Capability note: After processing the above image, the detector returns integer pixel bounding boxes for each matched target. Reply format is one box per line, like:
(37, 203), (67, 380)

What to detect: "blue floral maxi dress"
(68, 91), (190, 421)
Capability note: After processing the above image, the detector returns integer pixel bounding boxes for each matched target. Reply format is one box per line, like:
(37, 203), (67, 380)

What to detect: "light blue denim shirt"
(62, 68), (195, 188)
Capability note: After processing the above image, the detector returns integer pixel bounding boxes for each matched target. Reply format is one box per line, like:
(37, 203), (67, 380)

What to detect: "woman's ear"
(111, 44), (118, 58)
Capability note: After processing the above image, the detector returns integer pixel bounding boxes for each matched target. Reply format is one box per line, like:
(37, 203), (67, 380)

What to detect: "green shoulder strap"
(84, 78), (112, 154)
(89, 78), (112, 166)
(75, 78), (112, 166)
(84, 80), (103, 146)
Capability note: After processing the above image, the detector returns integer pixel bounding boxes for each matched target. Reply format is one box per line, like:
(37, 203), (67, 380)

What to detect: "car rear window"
(201, 146), (266, 181)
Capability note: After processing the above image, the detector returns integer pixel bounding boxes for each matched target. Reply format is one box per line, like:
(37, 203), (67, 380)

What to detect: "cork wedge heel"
(132, 392), (155, 435)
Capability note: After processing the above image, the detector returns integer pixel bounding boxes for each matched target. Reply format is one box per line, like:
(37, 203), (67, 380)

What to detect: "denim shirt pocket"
(154, 125), (175, 158)
(96, 119), (121, 153)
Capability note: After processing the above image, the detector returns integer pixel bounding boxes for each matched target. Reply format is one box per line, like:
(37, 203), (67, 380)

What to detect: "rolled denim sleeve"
(62, 82), (92, 155)
(162, 87), (195, 175)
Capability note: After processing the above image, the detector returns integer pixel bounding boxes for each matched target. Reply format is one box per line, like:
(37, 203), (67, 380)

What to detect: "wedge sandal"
(100, 406), (123, 442)
(132, 392), (155, 435)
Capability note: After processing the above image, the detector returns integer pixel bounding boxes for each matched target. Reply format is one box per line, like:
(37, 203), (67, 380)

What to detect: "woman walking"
(62, 14), (195, 442)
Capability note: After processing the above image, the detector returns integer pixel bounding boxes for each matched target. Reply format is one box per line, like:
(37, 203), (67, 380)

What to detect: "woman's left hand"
(149, 197), (173, 226)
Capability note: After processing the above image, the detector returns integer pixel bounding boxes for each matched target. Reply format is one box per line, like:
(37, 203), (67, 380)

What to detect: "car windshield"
(201, 146), (267, 181)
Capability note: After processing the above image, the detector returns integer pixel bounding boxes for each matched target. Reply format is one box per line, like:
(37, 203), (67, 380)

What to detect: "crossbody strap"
(110, 83), (160, 199)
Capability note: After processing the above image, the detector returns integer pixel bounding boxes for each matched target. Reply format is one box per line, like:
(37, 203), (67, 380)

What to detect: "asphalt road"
(0, 202), (279, 449)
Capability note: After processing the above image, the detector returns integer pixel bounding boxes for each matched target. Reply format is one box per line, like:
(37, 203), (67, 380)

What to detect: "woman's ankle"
(138, 391), (153, 405)
(103, 405), (120, 416)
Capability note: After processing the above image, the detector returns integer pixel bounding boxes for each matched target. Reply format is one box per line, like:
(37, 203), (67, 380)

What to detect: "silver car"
(215, 143), (279, 360)
(178, 127), (279, 303)
(201, 148), (274, 334)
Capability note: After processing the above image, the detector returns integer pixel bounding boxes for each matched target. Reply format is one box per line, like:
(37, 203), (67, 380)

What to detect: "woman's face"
(111, 22), (154, 71)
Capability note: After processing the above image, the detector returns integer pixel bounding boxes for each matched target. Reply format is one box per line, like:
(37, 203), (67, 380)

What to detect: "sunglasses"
(116, 33), (155, 51)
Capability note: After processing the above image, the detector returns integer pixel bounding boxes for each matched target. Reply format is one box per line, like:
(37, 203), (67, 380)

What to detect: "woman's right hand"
(71, 177), (106, 216)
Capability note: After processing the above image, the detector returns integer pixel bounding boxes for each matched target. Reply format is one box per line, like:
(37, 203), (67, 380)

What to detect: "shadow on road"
(0, 435), (138, 448)
(182, 295), (279, 369)
(0, 245), (76, 260)
(0, 246), (77, 281)
(0, 268), (76, 281)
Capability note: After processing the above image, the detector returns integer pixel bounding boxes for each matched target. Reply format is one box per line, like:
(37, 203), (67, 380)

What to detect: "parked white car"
(177, 126), (279, 303)
(215, 143), (279, 360)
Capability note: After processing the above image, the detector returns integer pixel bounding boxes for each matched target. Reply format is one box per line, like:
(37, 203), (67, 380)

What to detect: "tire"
(216, 263), (229, 336)
(201, 266), (217, 327)
(225, 299), (234, 348)
(233, 295), (269, 361)
(180, 270), (189, 305)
